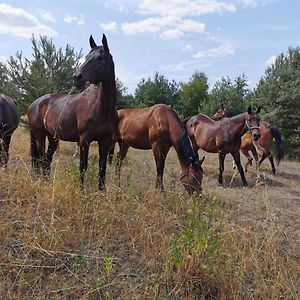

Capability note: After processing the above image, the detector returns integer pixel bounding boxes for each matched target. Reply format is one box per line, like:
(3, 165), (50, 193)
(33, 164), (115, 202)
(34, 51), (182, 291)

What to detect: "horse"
(27, 34), (118, 190)
(212, 105), (284, 174)
(184, 106), (261, 187)
(0, 94), (20, 167)
(109, 104), (205, 195)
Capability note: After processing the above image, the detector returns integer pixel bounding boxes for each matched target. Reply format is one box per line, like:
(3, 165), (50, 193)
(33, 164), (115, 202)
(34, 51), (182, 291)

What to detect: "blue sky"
(0, 0), (299, 94)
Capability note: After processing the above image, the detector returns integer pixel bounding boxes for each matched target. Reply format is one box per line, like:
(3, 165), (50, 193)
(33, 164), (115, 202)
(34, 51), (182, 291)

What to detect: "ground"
(0, 126), (299, 299)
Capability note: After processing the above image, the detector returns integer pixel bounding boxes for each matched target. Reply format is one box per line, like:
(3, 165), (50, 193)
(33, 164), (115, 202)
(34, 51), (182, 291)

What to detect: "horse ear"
(221, 104), (224, 109)
(257, 107), (261, 114)
(102, 34), (110, 52)
(89, 35), (97, 49)
(247, 106), (252, 114)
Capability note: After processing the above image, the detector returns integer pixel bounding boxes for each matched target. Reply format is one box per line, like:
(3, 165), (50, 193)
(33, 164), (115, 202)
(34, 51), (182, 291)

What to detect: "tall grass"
(0, 127), (299, 299)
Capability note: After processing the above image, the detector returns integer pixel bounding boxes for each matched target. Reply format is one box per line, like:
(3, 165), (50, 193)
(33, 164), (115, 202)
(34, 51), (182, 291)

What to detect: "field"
(0, 126), (299, 299)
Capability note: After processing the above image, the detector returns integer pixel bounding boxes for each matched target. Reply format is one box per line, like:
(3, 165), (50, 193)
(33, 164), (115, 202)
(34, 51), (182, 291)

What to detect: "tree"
(4, 35), (82, 113)
(251, 47), (300, 156)
(116, 78), (134, 109)
(134, 72), (180, 108)
(177, 72), (209, 117)
(203, 74), (249, 117)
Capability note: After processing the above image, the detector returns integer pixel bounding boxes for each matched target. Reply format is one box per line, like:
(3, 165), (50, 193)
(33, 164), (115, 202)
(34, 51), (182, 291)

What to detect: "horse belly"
(196, 131), (218, 153)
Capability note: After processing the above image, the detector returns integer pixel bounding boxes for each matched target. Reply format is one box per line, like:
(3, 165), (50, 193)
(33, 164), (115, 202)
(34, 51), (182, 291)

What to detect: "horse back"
(117, 104), (177, 149)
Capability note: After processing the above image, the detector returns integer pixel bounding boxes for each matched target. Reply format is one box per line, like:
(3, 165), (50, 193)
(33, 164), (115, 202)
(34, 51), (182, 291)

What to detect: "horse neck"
(98, 66), (117, 115)
(228, 112), (248, 136)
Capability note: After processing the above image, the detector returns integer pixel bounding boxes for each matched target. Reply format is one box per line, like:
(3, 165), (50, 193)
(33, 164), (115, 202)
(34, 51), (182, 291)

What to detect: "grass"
(0, 126), (299, 299)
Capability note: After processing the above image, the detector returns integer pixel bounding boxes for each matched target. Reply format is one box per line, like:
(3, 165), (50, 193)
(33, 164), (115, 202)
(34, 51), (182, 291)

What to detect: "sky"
(0, 0), (299, 94)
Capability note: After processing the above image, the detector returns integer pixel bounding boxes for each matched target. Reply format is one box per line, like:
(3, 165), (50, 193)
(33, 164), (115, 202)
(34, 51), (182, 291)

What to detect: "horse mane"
(182, 116), (192, 127)
(164, 107), (197, 167)
(175, 133), (197, 167)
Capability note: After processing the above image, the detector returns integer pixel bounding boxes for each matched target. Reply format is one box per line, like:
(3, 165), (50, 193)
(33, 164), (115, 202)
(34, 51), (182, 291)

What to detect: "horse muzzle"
(73, 73), (87, 88)
(252, 131), (261, 140)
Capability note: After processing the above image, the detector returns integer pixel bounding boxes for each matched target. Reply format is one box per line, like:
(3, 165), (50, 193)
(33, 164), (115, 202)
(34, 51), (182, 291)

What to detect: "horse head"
(73, 34), (114, 88)
(212, 104), (232, 120)
(180, 156), (205, 195)
(245, 106), (261, 140)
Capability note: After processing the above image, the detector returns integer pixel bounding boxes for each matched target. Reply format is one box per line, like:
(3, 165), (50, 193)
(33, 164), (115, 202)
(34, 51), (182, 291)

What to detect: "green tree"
(5, 35), (82, 113)
(116, 78), (134, 109)
(134, 72), (180, 108)
(251, 47), (300, 156)
(178, 72), (209, 118)
(204, 74), (249, 116)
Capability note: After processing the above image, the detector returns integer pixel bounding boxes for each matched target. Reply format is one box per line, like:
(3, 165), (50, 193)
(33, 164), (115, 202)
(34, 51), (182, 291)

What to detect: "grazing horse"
(27, 34), (118, 190)
(0, 94), (20, 167)
(110, 104), (205, 195)
(212, 105), (284, 174)
(184, 106), (261, 186)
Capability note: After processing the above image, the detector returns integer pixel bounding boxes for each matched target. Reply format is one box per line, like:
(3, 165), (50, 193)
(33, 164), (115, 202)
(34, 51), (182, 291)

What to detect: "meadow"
(0, 126), (299, 299)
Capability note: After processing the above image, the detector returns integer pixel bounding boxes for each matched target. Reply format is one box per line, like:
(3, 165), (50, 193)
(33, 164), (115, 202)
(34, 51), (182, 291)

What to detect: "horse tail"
(182, 116), (191, 127)
(270, 125), (284, 165)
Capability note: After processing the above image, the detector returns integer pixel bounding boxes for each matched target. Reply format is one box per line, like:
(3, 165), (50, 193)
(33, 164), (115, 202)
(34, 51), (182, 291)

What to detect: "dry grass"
(0, 126), (299, 299)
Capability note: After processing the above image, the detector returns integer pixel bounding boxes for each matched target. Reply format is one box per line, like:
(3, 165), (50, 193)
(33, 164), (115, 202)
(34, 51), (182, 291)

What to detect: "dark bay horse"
(212, 105), (284, 174)
(110, 104), (205, 195)
(0, 94), (20, 167)
(27, 34), (118, 190)
(184, 106), (261, 186)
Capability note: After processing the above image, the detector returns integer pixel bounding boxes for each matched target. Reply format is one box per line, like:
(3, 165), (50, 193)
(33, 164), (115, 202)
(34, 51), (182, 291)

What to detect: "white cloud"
(39, 10), (55, 22)
(193, 43), (235, 59)
(237, 0), (258, 8)
(160, 29), (183, 40)
(138, 0), (236, 17)
(64, 13), (85, 25)
(0, 3), (57, 38)
(182, 44), (193, 52)
(100, 21), (118, 32)
(122, 16), (205, 39)
(265, 55), (276, 66)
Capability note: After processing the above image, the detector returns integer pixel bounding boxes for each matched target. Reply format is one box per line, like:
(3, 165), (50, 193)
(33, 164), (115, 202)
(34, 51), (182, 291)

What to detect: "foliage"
(134, 71), (180, 108)
(250, 47), (300, 156)
(177, 71), (209, 117)
(203, 74), (249, 116)
(3, 35), (82, 113)
(116, 77), (134, 109)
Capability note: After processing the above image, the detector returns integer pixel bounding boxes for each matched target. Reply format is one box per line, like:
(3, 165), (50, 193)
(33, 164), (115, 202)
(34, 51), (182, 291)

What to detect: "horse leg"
(44, 135), (59, 177)
(98, 139), (112, 191)
(115, 140), (129, 185)
(35, 135), (46, 176)
(1, 135), (12, 168)
(218, 151), (226, 186)
(152, 144), (169, 192)
(108, 144), (115, 165)
(268, 154), (276, 174)
(79, 139), (90, 190)
(231, 151), (248, 187)
(241, 149), (252, 172)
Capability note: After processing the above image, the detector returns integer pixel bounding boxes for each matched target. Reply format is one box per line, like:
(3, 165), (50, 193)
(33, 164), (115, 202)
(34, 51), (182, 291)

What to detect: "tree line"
(0, 36), (299, 157)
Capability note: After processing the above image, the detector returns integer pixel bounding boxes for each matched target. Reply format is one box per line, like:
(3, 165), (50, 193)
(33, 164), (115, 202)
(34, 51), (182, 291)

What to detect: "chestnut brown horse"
(184, 106), (261, 186)
(109, 104), (205, 195)
(0, 94), (20, 167)
(212, 105), (284, 174)
(27, 34), (118, 190)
